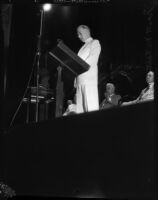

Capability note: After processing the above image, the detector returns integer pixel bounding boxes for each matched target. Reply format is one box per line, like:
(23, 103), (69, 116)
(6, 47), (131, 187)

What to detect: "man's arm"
(85, 40), (101, 66)
(122, 96), (140, 105)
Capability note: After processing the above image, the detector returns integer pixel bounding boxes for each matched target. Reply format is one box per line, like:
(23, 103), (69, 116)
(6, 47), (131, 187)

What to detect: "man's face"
(146, 71), (154, 84)
(105, 85), (114, 95)
(77, 27), (89, 43)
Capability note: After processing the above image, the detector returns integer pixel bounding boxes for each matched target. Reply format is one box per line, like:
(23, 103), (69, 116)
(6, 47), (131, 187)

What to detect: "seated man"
(63, 96), (77, 116)
(100, 83), (121, 110)
(122, 71), (154, 105)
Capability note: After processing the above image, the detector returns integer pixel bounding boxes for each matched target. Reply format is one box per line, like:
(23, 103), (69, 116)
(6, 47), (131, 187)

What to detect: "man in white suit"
(74, 25), (101, 113)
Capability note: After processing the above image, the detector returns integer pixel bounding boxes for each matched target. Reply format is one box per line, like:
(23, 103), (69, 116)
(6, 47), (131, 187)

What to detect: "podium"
(49, 41), (90, 117)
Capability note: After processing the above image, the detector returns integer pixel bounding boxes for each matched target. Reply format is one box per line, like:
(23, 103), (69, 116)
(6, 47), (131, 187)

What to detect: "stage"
(1, 101), (155, 199)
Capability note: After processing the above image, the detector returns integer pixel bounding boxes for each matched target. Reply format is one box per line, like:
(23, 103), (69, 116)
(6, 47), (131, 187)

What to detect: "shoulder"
(113, 94), (121, 97)
(92, 39), (100, 45)
(90, 39), (101, 50)
(113, 94), (121, 100)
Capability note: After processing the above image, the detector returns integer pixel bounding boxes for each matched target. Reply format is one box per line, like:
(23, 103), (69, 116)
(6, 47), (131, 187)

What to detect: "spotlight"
(43, 4), (52, 12)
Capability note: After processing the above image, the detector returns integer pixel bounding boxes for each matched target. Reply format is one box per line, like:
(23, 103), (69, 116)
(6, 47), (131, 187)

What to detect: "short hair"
(106, 83), (115, 91)
(147, 70), (154, 75)
(77, 25), (91, 34)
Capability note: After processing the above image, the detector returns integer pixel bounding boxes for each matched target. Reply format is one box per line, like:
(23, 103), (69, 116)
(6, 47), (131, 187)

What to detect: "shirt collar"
(85, 37), (93, 43)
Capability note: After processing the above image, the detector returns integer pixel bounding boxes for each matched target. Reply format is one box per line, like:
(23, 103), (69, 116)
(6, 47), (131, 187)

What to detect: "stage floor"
(1, 101), (155, 199)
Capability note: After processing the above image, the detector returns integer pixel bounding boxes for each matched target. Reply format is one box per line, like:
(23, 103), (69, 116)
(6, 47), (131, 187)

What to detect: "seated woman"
(122, 71), (154, 105)
(100, 83), (121, 110)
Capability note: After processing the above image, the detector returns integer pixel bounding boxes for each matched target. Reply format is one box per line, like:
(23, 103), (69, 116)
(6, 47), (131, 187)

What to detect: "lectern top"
(49, 41), (90, 76)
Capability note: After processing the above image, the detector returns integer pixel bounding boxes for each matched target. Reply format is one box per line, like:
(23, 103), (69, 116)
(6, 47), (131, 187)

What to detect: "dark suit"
(100, 94), (121, 109)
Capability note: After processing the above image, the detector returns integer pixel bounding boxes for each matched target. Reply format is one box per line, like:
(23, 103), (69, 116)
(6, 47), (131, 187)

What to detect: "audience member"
(122, 71), (154, 105)
(63, 96), (77, 116)
(100, 83), (121, 109)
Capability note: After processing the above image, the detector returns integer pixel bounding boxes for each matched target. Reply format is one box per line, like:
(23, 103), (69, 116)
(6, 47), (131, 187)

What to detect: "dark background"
(0, 0), (158, 130)
(0, 1), (158, 198)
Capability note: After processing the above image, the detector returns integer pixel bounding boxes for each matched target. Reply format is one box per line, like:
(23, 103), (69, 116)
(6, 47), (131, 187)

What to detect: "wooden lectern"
(49, 41), (90, 117)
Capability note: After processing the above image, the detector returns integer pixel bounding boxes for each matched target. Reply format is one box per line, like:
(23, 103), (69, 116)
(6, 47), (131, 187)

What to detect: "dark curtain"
(0, 4), (12, 132)
(2, 3), (38, 130)
(1, 1), (157, 128)
(0, 5), (4, 133)
(43, 3), (147, 103)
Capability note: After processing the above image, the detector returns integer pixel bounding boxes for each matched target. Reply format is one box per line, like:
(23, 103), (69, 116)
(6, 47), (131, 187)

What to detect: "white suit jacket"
(75, 37), (101, 86)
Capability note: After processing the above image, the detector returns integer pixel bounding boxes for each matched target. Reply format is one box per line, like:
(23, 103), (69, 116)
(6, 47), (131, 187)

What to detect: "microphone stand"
(35, 8), (44, 122)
